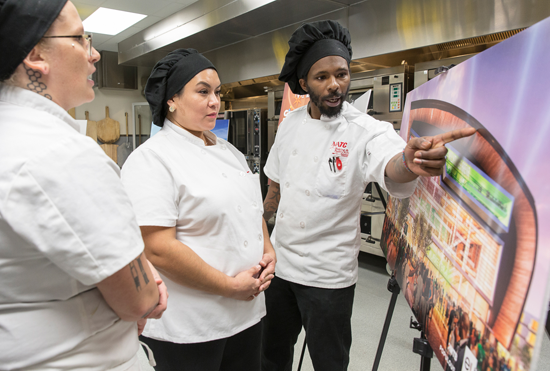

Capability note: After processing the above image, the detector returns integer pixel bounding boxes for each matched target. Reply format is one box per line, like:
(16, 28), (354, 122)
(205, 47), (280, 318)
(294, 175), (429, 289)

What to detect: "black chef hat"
(0, 0), (67, 81)
(145, 48), (217, 127)
(279, 20), (352, 95)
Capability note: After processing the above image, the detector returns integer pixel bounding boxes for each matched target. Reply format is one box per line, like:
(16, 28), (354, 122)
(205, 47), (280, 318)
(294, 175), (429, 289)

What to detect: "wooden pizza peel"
(84, 111), (98, 142)
(97, 106), (120, 163)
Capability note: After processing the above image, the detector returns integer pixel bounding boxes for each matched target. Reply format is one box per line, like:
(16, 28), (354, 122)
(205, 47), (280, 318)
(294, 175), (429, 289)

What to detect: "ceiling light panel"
(83, 8), (147, 35)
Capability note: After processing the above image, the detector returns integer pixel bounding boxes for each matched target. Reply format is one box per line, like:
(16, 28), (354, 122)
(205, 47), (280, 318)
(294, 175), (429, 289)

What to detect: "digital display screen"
(212, 119), (230, 141)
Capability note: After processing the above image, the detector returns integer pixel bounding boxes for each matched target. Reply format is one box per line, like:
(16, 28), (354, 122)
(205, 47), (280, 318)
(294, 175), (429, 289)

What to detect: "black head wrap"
(279, 20), (352, 95)
(0, 0), (67, 80)
(145, 48), (217, 127)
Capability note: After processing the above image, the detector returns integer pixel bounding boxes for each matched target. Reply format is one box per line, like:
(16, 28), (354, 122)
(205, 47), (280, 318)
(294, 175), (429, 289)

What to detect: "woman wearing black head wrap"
(0, 1), (166, 370)
(121, 49), (276, 371)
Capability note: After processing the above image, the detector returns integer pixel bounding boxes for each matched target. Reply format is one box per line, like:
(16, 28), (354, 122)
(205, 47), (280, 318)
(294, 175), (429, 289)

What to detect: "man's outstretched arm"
(385, 127), (477, 183)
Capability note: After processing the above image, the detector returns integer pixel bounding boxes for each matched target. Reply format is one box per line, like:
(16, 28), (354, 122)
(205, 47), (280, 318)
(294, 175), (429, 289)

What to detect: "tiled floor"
(138, 252), (550, 371)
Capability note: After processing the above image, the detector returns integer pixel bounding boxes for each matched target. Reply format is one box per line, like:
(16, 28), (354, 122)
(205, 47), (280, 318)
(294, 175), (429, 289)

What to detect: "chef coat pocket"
(315, 153), (349, 199)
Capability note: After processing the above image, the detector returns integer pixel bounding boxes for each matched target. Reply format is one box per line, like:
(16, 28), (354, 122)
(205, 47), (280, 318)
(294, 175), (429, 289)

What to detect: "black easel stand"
(297, 337), (307, 371)
(373, 182), (387, 209)
(410, 319), (434, 371)
(372, 275), (400, 371)
(372, 277), (434, 371)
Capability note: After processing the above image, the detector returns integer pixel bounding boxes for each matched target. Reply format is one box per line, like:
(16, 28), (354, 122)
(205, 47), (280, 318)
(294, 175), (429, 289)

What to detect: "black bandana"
(145, 48), (217, 127)
(279, 20), (352, 95)
(0, 0), (67, 80)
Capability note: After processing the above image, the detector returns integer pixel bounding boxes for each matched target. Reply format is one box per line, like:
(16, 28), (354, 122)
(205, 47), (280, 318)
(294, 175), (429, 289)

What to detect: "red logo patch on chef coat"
(327, 141), (350, 173)
(329, 141), (349, 158)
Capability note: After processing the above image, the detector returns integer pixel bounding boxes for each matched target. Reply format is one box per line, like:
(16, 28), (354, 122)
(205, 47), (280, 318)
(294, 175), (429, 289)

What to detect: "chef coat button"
(222, 173), (227, 178)
(253, 201), (258, 208)
(292, 149), (297, 156)
(244, 240), (248, 248)
(305, 190), (310, 196)
(314, 156), (318, 162)
(279, 212), (284, 219)
(238, 205), (242, 213)
(285, 182), (290, 188)
(239, 171), (245, 176)
(221, 145), (226, 150)
(299, 252), (304, 257)
(258, 234), (263, 241)
(302, 119), (306, 124)
(325, 124), (329, 129)
(300, 221), (305, 229)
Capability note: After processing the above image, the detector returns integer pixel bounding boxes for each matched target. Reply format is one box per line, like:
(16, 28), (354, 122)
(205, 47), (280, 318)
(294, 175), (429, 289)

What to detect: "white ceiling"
(72, 0), (199, 52)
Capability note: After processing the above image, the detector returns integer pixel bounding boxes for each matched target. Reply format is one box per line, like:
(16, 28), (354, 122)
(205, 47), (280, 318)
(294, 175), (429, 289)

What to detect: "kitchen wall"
(201, 0), (550, 85)
(75, 66), (151, 135)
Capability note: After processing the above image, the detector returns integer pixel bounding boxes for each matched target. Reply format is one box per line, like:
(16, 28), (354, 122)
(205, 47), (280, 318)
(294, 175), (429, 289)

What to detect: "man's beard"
(306, 83), (350, 118)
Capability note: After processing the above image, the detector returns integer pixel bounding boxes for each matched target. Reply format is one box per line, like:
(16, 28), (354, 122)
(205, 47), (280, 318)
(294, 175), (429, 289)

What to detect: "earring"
(169, 106), (175, 112)
(72, 43), (75, 47)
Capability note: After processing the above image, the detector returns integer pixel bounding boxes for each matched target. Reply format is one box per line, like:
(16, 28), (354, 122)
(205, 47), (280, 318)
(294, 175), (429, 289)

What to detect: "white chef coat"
(121, 118), (266, 344)
(0, 85), (144, 370)
(264, 102), (417, 289)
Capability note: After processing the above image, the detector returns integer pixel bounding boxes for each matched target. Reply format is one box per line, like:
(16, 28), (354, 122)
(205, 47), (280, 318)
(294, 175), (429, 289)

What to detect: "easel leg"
(412, 332), (433, 371)
(372, 276), (400, 371)
(296, 336), (307, 371)
(420, 353), (431, 371)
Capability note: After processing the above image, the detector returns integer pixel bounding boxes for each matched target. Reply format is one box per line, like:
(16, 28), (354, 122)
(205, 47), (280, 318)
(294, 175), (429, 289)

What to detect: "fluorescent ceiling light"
(83, 8), (147, 36)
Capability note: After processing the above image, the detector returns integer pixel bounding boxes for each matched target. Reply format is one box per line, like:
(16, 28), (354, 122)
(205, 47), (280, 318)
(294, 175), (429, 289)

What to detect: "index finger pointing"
(435, 127), (476, 146)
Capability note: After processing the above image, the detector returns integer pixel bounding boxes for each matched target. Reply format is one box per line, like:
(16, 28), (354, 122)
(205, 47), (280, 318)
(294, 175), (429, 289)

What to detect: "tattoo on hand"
(24, 65), (52, 100)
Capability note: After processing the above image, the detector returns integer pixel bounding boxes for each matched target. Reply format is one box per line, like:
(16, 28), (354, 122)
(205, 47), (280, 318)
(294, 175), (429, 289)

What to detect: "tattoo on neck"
(24, 65), (52, 100)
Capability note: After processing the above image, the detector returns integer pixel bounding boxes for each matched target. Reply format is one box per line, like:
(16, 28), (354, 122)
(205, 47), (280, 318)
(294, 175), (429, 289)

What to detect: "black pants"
(261, 276), (355, 371)
(140, 322), (261, 371)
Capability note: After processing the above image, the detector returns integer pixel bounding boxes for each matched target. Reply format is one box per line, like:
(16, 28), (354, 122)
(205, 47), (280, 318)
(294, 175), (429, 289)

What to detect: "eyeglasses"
(42, 34), (93, 56)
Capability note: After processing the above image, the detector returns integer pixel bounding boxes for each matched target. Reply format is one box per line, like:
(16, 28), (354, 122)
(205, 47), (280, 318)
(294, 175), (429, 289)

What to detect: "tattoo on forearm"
(130, 261), (142, 292)
(263, 185), (281, 221)
(130, 253), (150, 292)
(137, 258), (150, 285)
(24, 65), (52, 100)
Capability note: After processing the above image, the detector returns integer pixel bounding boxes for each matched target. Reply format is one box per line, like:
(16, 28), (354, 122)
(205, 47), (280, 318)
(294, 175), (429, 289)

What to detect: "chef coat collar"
(163, 118), (218, 146)
(0, 84), (79, 131)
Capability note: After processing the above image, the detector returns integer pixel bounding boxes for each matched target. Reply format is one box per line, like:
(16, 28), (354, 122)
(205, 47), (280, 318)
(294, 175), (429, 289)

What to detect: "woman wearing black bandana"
(121, 49), (276, 371)
(0, 1), (166, 370)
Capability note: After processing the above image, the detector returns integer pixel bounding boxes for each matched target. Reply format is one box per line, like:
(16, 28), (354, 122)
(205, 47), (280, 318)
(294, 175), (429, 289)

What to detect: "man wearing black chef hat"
(261, 20), (475, 370)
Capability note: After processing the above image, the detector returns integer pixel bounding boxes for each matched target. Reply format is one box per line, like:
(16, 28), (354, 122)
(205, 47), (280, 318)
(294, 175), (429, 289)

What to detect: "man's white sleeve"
(363, 121), (417, 199)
